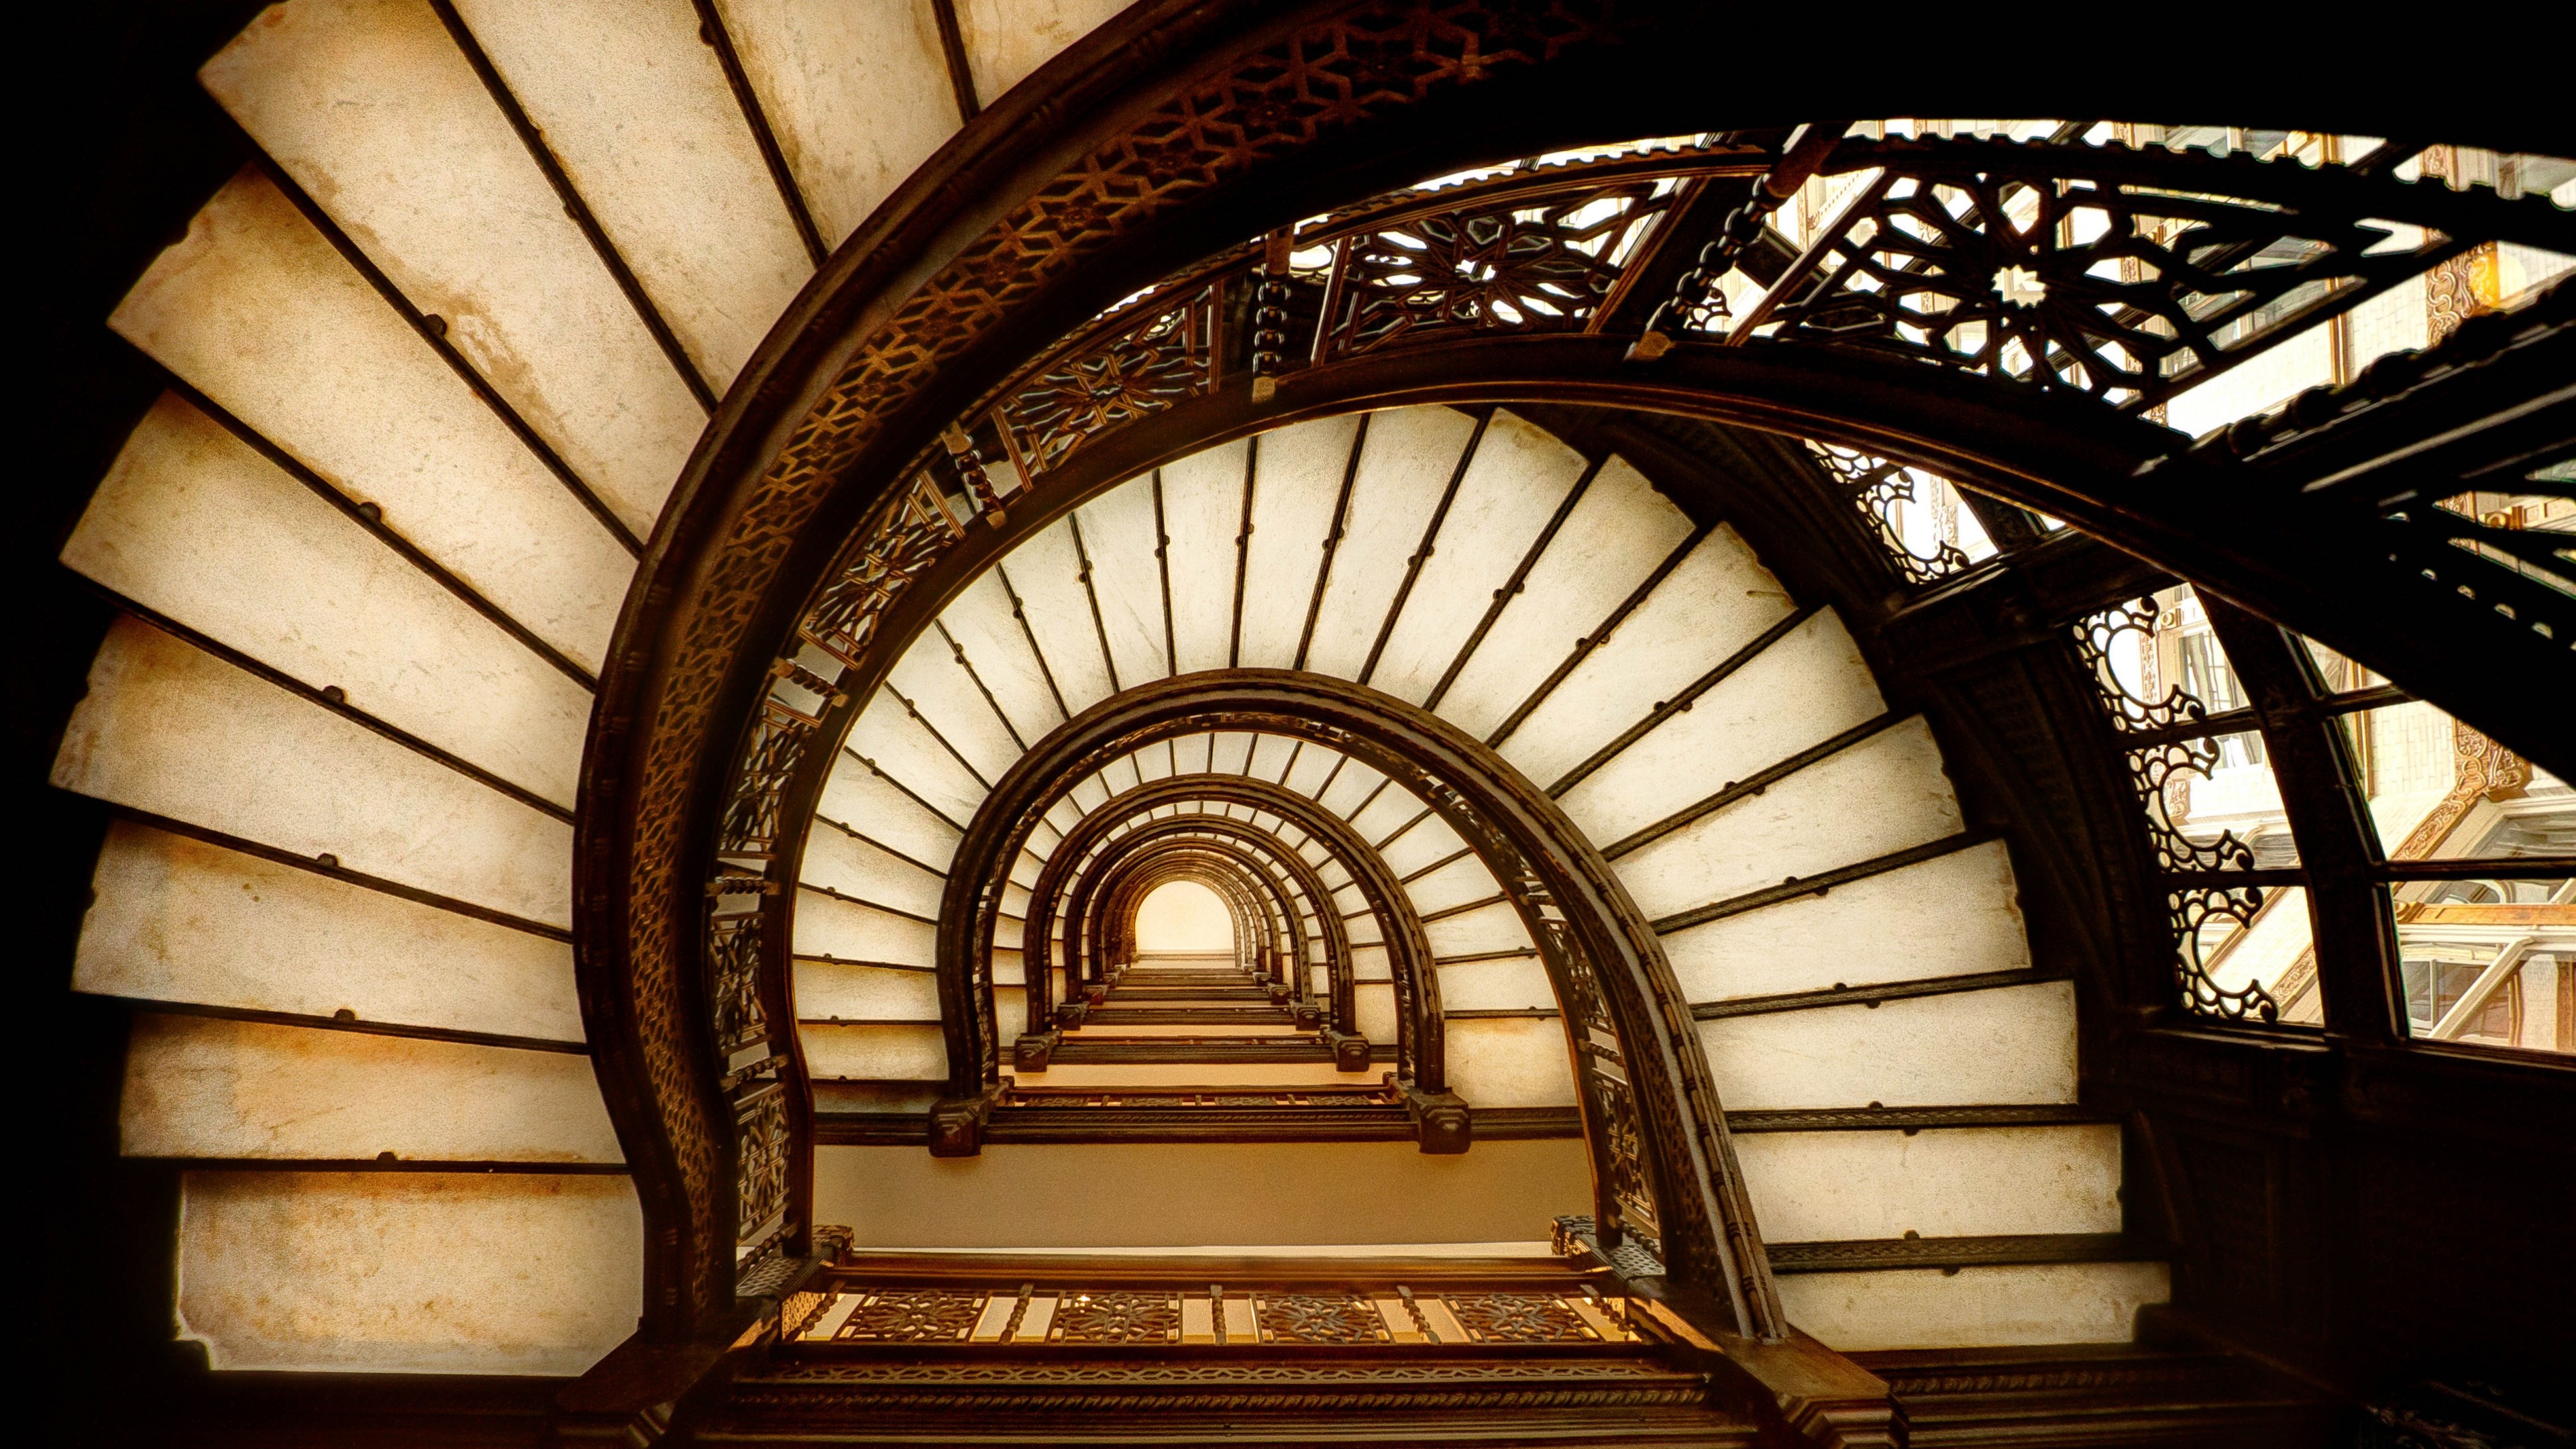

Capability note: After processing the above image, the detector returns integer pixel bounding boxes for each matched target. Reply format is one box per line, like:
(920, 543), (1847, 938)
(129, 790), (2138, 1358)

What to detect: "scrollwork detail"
(1807, 441), (1976, 584)
(2167, 886), (2284, 1023)
(2072, 596), (2207, 734)
(2127, 737), (2259, 873)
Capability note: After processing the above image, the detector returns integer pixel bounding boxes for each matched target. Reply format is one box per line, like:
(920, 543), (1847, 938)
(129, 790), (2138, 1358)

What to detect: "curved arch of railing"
(577, 0), (2570, 1332)
(1014, 775), (1429, 1084)
(1077, 826), (1332, 998)
(926, 669), (1782, 1332)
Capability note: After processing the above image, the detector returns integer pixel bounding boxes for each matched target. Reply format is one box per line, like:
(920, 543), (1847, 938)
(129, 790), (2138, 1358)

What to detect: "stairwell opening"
(1129, 879), (1237, 973)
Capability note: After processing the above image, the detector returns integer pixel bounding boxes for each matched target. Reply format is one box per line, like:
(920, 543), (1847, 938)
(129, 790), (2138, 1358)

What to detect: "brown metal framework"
(924, 672), (1785, 1337)
(1016, 774), (1439, 1083)
(1086, 843), (1285, 985)
(568, 0), (2575, 1362)
(1087, 849), (1280, 985)
(1064, 824), (1328, 1006)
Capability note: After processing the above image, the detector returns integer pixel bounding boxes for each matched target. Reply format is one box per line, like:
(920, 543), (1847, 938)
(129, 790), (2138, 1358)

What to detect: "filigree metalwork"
(1257, 1292), (1390, 1344)
(2127, 738), (2260, 873)
(717, 698), (819, 861)
(2072, 597), (2206, 734)
(1318, 179), (1673, 358)
(1444, 1292), (1599, 1344)
(1001, 286), (1218, 482)
(1049, 1291), (1181, 1344)
(608, 2), (1635, 1326)
(840, 1289), (987, 1343)
(706, 908), (768, 1055)
(1729, 136), (2546, 411)
(1594, 1070), (1658, 1244)
(736, 1087), (791, 1239)
(2168, 886), (2284, 1023)
(800, 474), (965, 672)
(1807, 441), (1977, 584)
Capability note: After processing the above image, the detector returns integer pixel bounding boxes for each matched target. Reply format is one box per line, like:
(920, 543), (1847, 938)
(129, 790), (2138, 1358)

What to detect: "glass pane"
(2170, 884), (2315, 1024)
(2298, 635), (2383, 696)
(2394, 878), (2576, 1055)
(2337, 702), (2575, 860)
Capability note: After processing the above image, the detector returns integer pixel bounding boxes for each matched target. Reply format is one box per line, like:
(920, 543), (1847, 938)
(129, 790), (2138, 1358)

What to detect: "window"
(2073, 586), (2314, 1024)
(2295, 645), (2575, 1057)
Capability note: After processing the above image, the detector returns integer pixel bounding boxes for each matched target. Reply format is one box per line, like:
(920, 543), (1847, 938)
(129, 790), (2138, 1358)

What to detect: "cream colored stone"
(1067, 1022), (1300, 1038)
(1368, 411), (1587, 706)
(801, 823), (946, 920)
(792, 958), (942, 1021)
(1497, 527), (1792, 788)
(1404, 853), (1507, 916)
(1304, 407), (1481, 681)
(799, 1021), (949, 1080)
(1074, 478), (1171, 688)
(1379, 812), (1470, 879)
(794, 891), (937, 967)
(951, 0), (1129, 104)
(176, 1169), (640, 1373)
(66, 393), (588, 807)
(1425, 900), (1534, 960)
(1354, 982), (1399, 1042)
(1160, 439), (1248, 675)
(1350, 787), (1425, 850)
(847, 691), (987, 828)
(999, 521), (1116, 711)
(1613, 718), (1965, 920)
(123, 1014), (619, 1162)
(888, 631), (1022, 784)
(1236, 415), (1363, 668)
(1559, 609), (1885, 845)
(109, 171), (631, 666)
(1282, 739), (1342, 797)
(816, 758), (962, 873)
(819, 1137), (1588, 1249)
(1438, 955), (1556, 1013)
(203, 0), (703, 534)
(53, 621), (574, 928)
(1434, 455), (1695, 743)
(1661, 841), (2030, 1002)
(934, 571), (1067, 746)
(1244, 730), (1298, 782)
(1445, 1016), (1578, 1107)
(451, 0), (810, 390)
(1778, 1261), (2169, 1351)
(1014, 1062), (1357, 1089)
(76, 821), (580, 1041)
(1697, 982), (2080, 1110)
(1317, 755), (1387, 818)
(710, 0), (957, 246)
(1737, 1125), (2124, 1242)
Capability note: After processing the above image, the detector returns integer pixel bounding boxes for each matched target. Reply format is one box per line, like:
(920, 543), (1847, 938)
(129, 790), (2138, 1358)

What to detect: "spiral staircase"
(64, 1), (2575, 1444)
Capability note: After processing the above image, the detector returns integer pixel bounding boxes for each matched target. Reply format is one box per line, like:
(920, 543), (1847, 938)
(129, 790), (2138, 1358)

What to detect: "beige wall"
(817, 1138), (1590, 1249)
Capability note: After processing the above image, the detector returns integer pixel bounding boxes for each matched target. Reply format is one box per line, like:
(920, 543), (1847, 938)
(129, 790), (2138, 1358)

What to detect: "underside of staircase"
(34, 1), (2575, 1446)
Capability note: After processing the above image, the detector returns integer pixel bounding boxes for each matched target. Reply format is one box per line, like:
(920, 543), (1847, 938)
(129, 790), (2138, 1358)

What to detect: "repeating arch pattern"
(778, 401), (2131, 1344)
(54, 0), (2561, 1392)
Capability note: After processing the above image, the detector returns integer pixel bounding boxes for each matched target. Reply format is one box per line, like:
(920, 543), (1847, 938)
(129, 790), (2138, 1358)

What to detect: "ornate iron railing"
(706, 123), (2574, 1281)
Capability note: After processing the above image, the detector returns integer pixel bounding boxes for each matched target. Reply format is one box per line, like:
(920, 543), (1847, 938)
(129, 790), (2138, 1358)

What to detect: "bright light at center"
(1134, 880), (1236, 955)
